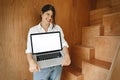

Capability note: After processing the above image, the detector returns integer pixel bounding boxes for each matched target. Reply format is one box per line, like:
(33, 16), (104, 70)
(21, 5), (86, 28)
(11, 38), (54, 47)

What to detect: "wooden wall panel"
(90, 0), (97, 10)
(0, 0), (90, 80)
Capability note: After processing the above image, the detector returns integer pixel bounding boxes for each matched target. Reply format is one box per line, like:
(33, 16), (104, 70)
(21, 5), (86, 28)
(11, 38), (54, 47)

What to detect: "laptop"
(30, 31), (63, 69)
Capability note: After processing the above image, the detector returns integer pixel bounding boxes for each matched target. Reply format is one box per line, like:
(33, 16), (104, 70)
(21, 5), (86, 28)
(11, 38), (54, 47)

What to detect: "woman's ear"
(40, 11), (43, 16)
(40, 11), (43, 19)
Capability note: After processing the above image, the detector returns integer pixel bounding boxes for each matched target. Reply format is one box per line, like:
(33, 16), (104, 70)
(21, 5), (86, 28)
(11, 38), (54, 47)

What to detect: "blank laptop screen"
(30, 32), (62, 54)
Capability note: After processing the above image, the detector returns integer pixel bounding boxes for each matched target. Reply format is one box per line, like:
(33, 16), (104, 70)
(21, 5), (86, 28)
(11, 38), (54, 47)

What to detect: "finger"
(29, 68), (34, 72)
(61, 62), (64, 66)
(38, 66), (40, 71)
(36, 66), (40, 71)
(30, 67), (37, 72)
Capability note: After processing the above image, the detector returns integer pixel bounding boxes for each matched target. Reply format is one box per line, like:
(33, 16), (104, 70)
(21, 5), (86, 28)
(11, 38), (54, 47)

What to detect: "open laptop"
(30, 31), (63, 69)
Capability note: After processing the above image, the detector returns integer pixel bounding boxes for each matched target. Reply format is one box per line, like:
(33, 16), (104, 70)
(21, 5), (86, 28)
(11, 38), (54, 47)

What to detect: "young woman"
(26, 4), (71, 80)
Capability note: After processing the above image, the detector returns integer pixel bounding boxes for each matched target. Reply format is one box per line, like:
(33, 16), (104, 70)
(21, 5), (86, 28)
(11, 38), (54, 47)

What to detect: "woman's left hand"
(61, 46), (71, 66)
(61, 56), (71, 66)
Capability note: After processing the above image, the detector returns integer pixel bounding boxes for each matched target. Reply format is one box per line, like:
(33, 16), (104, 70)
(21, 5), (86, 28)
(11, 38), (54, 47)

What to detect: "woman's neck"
(40, 22), (50, 32)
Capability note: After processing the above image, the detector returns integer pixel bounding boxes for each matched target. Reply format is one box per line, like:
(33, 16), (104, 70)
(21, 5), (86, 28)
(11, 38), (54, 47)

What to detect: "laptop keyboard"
(36, 52), (62, 61)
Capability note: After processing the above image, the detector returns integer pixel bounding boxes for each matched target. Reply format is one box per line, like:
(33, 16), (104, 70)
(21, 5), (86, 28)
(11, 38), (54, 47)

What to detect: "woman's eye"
(46, 13), (53, 18)
(47, 13), (49, 15)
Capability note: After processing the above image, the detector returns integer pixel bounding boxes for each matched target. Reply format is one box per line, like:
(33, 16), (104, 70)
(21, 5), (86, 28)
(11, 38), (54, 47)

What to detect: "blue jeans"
(33, 65), (62, 80)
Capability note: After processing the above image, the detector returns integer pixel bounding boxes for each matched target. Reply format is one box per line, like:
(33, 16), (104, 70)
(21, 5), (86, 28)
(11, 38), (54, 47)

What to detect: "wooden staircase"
(61, 0), (120, 80)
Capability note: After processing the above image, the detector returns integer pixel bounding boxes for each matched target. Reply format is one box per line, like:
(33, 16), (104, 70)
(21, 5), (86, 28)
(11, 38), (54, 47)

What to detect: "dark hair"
(41, 4), (56, 28)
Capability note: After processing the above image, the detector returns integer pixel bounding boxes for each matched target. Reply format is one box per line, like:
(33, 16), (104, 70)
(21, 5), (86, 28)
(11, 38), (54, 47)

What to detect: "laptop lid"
(30, 31), (62, 55)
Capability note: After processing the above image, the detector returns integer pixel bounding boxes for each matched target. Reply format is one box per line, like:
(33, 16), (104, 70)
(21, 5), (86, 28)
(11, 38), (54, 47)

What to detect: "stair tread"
(90, 7), (111, 15)
(103, 11), (120, 17)
(85, 59), (111, 70)
(82, 24), (102, 27)
(63, 65), (82, 76)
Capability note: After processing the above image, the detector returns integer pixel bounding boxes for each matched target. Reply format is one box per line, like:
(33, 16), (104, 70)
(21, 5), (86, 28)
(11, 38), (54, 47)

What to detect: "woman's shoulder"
(28, 24), (40, 33)
(30, 24), (39, 30)
(28, 24), (40, 34)
(54, 24), (62, 30)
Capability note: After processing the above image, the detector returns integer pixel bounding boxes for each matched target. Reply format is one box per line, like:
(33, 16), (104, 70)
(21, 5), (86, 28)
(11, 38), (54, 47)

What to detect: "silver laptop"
(30, 31), (63, 69)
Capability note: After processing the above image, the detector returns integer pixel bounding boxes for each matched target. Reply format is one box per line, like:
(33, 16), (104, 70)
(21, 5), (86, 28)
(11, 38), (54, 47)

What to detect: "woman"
(26, 4), (71, 80)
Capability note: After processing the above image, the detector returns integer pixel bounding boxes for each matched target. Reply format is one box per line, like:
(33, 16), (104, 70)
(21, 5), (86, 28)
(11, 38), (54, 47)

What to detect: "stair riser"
(71, 46), (94, 68)
(90, 7), (111, 25)
(82, 25), (104, 47)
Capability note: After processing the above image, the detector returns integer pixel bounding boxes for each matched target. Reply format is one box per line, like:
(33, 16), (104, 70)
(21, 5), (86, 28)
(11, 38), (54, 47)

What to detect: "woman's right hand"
(29, 62), (40, 72)
(27, 54), (40, 72)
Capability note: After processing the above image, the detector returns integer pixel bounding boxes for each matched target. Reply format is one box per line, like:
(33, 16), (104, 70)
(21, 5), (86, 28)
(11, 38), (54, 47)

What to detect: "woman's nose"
(49, 19), (52, 22)
(48, 16), (52, 19)
(48, 16), (52, 22)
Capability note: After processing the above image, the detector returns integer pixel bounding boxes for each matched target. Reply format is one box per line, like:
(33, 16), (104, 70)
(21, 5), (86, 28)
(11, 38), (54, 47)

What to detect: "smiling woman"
(25, 4), (71, 80)
(0, 0), (90, 79)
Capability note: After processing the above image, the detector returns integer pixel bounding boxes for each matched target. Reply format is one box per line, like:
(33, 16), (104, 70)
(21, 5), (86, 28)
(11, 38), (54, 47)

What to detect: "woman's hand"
(27, 54), (40, 72)
(61, 47), (71, 66)
(61, 56), (71, 66)
(29, 61), (40, 72)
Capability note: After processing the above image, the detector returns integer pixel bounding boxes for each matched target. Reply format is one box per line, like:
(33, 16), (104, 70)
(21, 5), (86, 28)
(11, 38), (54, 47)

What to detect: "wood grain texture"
(96, 0), (111, 9)
(103, 12), (120, 36)
(71, 45), (95, 68)
(90, 7), (111, 25)
(82, 60), (110, 80)
(0, 0), (90, 80)
(82, 24), (104, 47)
(106, 43), (120, 80)
(95, 36), (120, 62)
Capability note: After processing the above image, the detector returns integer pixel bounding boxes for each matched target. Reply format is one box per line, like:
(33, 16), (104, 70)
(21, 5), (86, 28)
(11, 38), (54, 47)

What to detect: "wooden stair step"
(103, 12), (120, 36)
(71, 45), (94, 68)
(85, 59), (111, 70)
(82, 59), (111, 80)
(82, 24), (104, 47)
(90, 7), (111, 19)
(90, 7), (111, 25)
(61, 66), (83, 80)
(95, 36), (120, 62)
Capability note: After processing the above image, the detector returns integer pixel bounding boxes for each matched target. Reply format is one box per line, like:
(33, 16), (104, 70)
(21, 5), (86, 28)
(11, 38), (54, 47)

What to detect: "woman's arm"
(61, 46), (71, 66)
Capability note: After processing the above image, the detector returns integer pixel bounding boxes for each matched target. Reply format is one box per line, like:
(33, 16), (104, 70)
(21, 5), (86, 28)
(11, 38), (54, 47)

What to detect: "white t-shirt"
(26, 23), (69, 53)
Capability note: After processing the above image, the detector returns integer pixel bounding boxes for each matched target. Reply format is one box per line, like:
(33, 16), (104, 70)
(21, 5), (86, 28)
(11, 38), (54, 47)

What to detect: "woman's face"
(41, 10), (53, 25)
